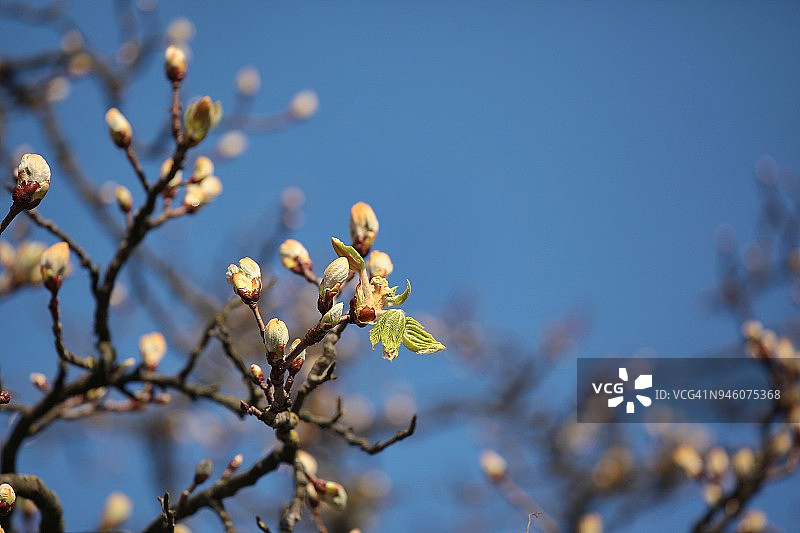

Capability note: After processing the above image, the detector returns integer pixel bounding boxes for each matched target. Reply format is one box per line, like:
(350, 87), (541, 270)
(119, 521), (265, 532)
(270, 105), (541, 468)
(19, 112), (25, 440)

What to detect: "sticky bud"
(164, 45), (187, 82)
(40, 242), (70, 292)
(367, 250), (393, 279)
(184, 96), (222, 147)
(190, 156), (214, 183)
(250, 363), (264, 383)
(99, 492), (132, 530)
(320, 302), (344, 330)
(14, 153), (51, 210)
(479, 449), (507, 482)
(319, 481), (347, 511)
(278, 239), (312, 275)
(115, 185), (132, 213)
(105, 108), (132, 148)
(0, 484), (15, 516)
(194, 459), (213, 485)
(318, 257), (350, 313)
(289, 90), (318, 120)
(349, 202), (379, 256)
(226, 257), (262, 305)
(139, 332), (167, 371)
(265, 318), (289, 358)
(288, 339), (305, 374)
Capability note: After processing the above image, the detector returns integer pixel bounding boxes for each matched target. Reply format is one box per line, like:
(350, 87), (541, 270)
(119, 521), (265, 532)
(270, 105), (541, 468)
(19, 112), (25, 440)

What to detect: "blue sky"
(2, 1), (800, 531)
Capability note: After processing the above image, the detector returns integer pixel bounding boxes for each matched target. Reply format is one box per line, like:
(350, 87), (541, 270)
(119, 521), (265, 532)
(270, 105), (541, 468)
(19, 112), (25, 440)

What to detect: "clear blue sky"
(2, 1), (800, 531)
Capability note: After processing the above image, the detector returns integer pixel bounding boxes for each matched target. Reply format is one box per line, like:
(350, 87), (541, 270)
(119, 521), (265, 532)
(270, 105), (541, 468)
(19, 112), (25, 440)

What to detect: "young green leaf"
(388, 279), (411, 306)
(403, 316), (446, 354)
(370, 309), (406, 360)
(331, 237), (365, 272)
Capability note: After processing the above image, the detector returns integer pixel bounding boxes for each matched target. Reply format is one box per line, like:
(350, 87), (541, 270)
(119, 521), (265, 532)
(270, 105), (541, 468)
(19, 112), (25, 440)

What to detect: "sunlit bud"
(288, 339), (306, 375)
(296, 450), (317, 477)
(190, 156), (214, 183)
(703, 482), (723, 505)
(266, 318), (289, 357)
(704, 447), (729, 478)
(139, 332), (167, 371)
(99, 492), (132, 530)
(236, 67), (261, 96)
(105, 108), (132, 148)
(184, 176), (222, 210)
(0, 484), (15, 516)
(320, 302), (344, 330)
(732, 448), (755, 479)
(14, 153), (51, 210)
(40, 242), (70, 291)
(741, 320), (763, 341)
(174, 525), (192, 533)
(320, 481), (347, 511)
(230, 454), (243, 469)
(479, 449), (508, 482)
(115, 185), (133, 213)
(0, 391), (9, 404)
(319, 257), (350, 312)
(164, 45), (187, 82)
(577, 513), (603, 533)
(30, 372), (49, 391)
(184, 96), (222, 146)
(279, 239), (312, 275)
(672, 444), (703, 478)
(367, 250), (393, 279)
(737, 510), (767, 533)
(349, 202), (379, 256)
(288, 89), (318, 120)
(194, 459), (213, 485)
(250, 363), (264, 383)
(226, 257), (262, 304)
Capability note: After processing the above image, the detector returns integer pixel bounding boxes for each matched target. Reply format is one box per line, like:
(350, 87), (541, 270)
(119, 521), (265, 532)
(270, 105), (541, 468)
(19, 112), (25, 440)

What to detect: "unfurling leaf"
(331, 237), (365, 272)
(370, 309), (406, 360)
(388, 279), (411, 306)
(402, 316), (446, 354)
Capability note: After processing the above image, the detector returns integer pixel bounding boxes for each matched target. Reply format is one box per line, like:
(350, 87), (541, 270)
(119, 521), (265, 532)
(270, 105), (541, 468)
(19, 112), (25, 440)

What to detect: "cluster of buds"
(742, 319), (800, 375)
(184, 96), (222, 146)
(40, 242), (70, 292)
(0, 483), (15, 516)
(349, 202), (379, 256)
(265, 318), (289, 363)
(479, 449), (508, 482)
(139, 332), (167, 371)
(226, 257), (262, 305)
(278, 239), (313, 276)
(164, 45), (187, 82)
(318, 257), (349, 313)
(105, 108), (133, 149)
(12, 154), (51, 211)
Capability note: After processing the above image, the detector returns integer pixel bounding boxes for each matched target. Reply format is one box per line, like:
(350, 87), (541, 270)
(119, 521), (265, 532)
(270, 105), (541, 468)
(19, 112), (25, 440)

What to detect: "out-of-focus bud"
(479, 449), (508, 482)
(250, 363), (264, 384)
(190, 156), (214, 183)
(86, 387), (107, 402)
(30, 372), (49, 391)
(174, 525), (192, 533)
(216, 130), (248, 159)
(703, 482), (723, 505)
(288, 90), (318, 120)
(14, 154), (51, 210)
(230, 454), (243, 470)
(672, 444), (703, 478)
(184, 96), (222, 147)
(769, 429), (792, 456)
(349, 202), (379, 256)
(296, 450), (317, 477)
(320, 302), (344, 330)
(194, 459), (213, 485)
(318, 257), (350, 313)
(40, 242), (70, 292)
(279, 239), (312, 275)
(105, 108), (132, 148)
(99, 492), (132, 530)
(139, 332), (167, 371)
(0, 391), (9, 404)
(288, 339), (306, 375)
(577, 513), (603, 533)
(732, 448), (755, 480)
(160, 159), (183, 200)
(705, 447), (729, 479)
(164, 45), (187, 82)
(236, 67), (261, 96)
(226, 257), (262, 304)
(119, 357), (136, 370)
(184, 176), (222, 210)
(367, 250), (393, 279)
(737, 510), (767, 533)
(741, 320), (763, 341)
(319, 481), (347, 511)
(265, 318), (289, 358)
(115, 185), (133, 214)
(0, 483), (15, 516)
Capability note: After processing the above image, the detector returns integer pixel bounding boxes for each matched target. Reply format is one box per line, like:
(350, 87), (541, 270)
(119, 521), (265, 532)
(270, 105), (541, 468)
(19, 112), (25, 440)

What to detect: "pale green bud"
(105, 108), (132, 148)
(226, 257), (262, 304)
(320, 257), (349, 297)
(115, 185), (133, 213)
(184, 96), (222, 146)
(265, 318), (289, 356)
(194, 459), (213, 484)
(320, 302), (344, 329)
(321, 481), (347, 511)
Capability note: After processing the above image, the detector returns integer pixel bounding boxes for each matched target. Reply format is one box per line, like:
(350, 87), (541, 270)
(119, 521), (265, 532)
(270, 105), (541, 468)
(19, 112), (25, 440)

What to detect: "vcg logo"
(592, 367), (652, 414)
